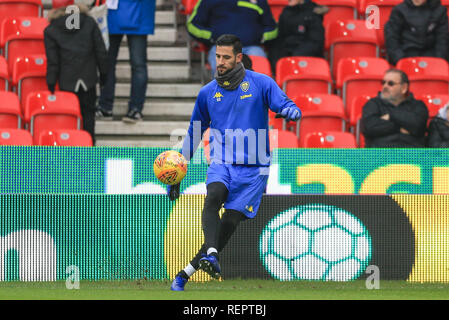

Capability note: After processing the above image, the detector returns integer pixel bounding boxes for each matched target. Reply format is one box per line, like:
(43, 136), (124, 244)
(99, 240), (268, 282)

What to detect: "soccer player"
(168, 34), (301, 291)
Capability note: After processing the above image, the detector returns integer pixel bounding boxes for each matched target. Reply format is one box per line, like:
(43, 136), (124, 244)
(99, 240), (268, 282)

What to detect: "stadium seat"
(336, 57), (389, 109)
(290, 93), (347, 146)
(0, 91), (22, 128)
(11, 54), (48, 109)
(23, 91), (82, 144)
(0, 128), (32, 145)
(347, 95), (372, 147)
(275, 56), (332, 96)
(37, 129), (93, 146)
(0, 17), (48, 74)
(326, 20), (380, 78)
(267, 0), (287, 21)
(314, 0), (358, 28)
(357, 0), (401, 48)
(301, 131), (357, 148)
(0, 0), (43, 29)
(248, 55), (272, 78)
(0, 55), (9, 91)
(269, 128), (299, 149)
(416, 94), (449, 122)
(396, 57), (449, 96)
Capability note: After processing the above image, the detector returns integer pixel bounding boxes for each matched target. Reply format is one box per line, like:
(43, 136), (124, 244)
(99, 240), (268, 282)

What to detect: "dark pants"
(76, 87), (97, 145)
(98, 34), (148, 113)
(189, 182), (248, 269)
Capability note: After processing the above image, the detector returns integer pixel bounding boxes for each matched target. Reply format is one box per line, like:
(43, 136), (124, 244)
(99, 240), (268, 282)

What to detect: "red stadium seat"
(0, 0), (42, 29)
(314, 0), (358, 28)
(269, 128), (299, 149)
(0, 17), (48, 74)
(441, 0), (449, 21)
(0, 91), (22, 128)
(24, 91), (82, 144)
(291, 94), (347, 146)
(179, 0), (198, 15)
(275, 56), (332, 95)
(347, 95), (372, 147)
(267, 0), (287, 21)
(248, 55), (272, 77)
(358, 0), (401, 48)
(0, 55), (9, 91)
(11, 55), (48, 109)
(416, 94), (449, 122)
(326, 20), (380, 78)
(396, 57), (449, 95)
(336, 57), (389, 109)
(302, 131), (357, 148)
(0, 128), (32, 145)
(37, 129), (93, 146)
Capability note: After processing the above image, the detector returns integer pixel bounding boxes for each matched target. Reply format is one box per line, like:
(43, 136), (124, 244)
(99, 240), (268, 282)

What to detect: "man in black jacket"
(361, 69), (429, 147)
(384, 0), (449, 65)
(44, 3), (108, 144)
(268, 0), (327, 72)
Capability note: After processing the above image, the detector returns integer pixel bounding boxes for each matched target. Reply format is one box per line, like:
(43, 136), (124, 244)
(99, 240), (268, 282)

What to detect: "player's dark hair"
(215, 34), (243, 56)
(241, 53), (253, 70)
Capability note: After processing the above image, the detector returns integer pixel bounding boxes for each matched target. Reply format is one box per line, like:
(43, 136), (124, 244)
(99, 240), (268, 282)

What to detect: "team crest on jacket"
(240, 81), (250, 92)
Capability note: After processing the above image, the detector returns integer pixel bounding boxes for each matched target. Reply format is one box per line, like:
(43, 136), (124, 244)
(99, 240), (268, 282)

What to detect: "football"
(153, 150), (188, 185)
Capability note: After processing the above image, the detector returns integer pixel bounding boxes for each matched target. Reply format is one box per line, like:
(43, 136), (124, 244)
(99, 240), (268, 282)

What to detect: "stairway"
(42, 0), (202, 147)
(96, 0), (203, 147)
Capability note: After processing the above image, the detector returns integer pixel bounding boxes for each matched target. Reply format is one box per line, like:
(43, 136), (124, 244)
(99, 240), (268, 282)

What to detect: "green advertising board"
(0, 147), (448, 194)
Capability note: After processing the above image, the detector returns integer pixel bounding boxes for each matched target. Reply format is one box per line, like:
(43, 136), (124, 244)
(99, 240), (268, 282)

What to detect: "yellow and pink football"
(153, 150), (188, 185)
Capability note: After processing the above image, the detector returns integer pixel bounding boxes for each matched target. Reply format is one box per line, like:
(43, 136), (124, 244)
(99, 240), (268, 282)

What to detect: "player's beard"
(217, 59), (237, 76)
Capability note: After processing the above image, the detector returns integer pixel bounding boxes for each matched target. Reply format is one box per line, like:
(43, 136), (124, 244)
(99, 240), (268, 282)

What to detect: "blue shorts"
(206, 163), (269, 218)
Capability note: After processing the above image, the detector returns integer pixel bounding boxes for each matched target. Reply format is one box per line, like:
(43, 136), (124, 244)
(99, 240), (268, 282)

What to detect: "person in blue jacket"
(168, 34), (301, 291)
(96, 0), (156, 123)
(187, 0), (278, 76)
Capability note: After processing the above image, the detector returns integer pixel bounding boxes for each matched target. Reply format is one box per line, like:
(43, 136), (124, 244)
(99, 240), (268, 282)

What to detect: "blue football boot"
(199, 255), (221, 279)
(170, 275), (188, 291)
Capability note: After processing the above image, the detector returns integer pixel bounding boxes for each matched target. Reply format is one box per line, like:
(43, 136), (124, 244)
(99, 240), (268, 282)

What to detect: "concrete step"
(96, 120), (190, 135)
(122, 27), (176, 45)
(111, 98), (194, 117)
(114, 82), (201, 98)
(118, 46), (189, 62)
(116, 62), (190, 80)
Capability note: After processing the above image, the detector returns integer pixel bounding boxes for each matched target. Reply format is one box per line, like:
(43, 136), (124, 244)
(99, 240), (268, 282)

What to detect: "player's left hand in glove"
(167, 183), (181, 201)
(276, 107), (301, 122)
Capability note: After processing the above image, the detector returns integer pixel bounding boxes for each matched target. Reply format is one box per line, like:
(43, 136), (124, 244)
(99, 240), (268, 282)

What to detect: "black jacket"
(268, 1), (326, 72)
(277, 1), (324, 55)
(384, 0), (449, 65)
(428, 115), (449, 147)
(44, 5), (108, 92)
(361, 93), (429, 147)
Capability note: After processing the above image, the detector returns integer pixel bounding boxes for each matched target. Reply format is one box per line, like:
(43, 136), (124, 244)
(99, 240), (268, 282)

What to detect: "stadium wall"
(1, 147), (448, 282)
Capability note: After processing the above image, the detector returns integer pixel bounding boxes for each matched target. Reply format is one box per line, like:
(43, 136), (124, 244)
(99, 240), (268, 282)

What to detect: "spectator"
(361, 69), (429, 147)
(186, 0), (277, 76)
(44, 1), (108, 145)
(96, 0), (156, 123)
(268, 0), (327, 72)
(384, 0), (449, 66)
(427, 103), (449, 147)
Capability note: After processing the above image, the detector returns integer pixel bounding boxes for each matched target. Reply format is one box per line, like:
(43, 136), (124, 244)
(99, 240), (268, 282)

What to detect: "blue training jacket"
(107, 0), (155, 35)
(187, 0), (278, 46)
(182, 70), (301, 167)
